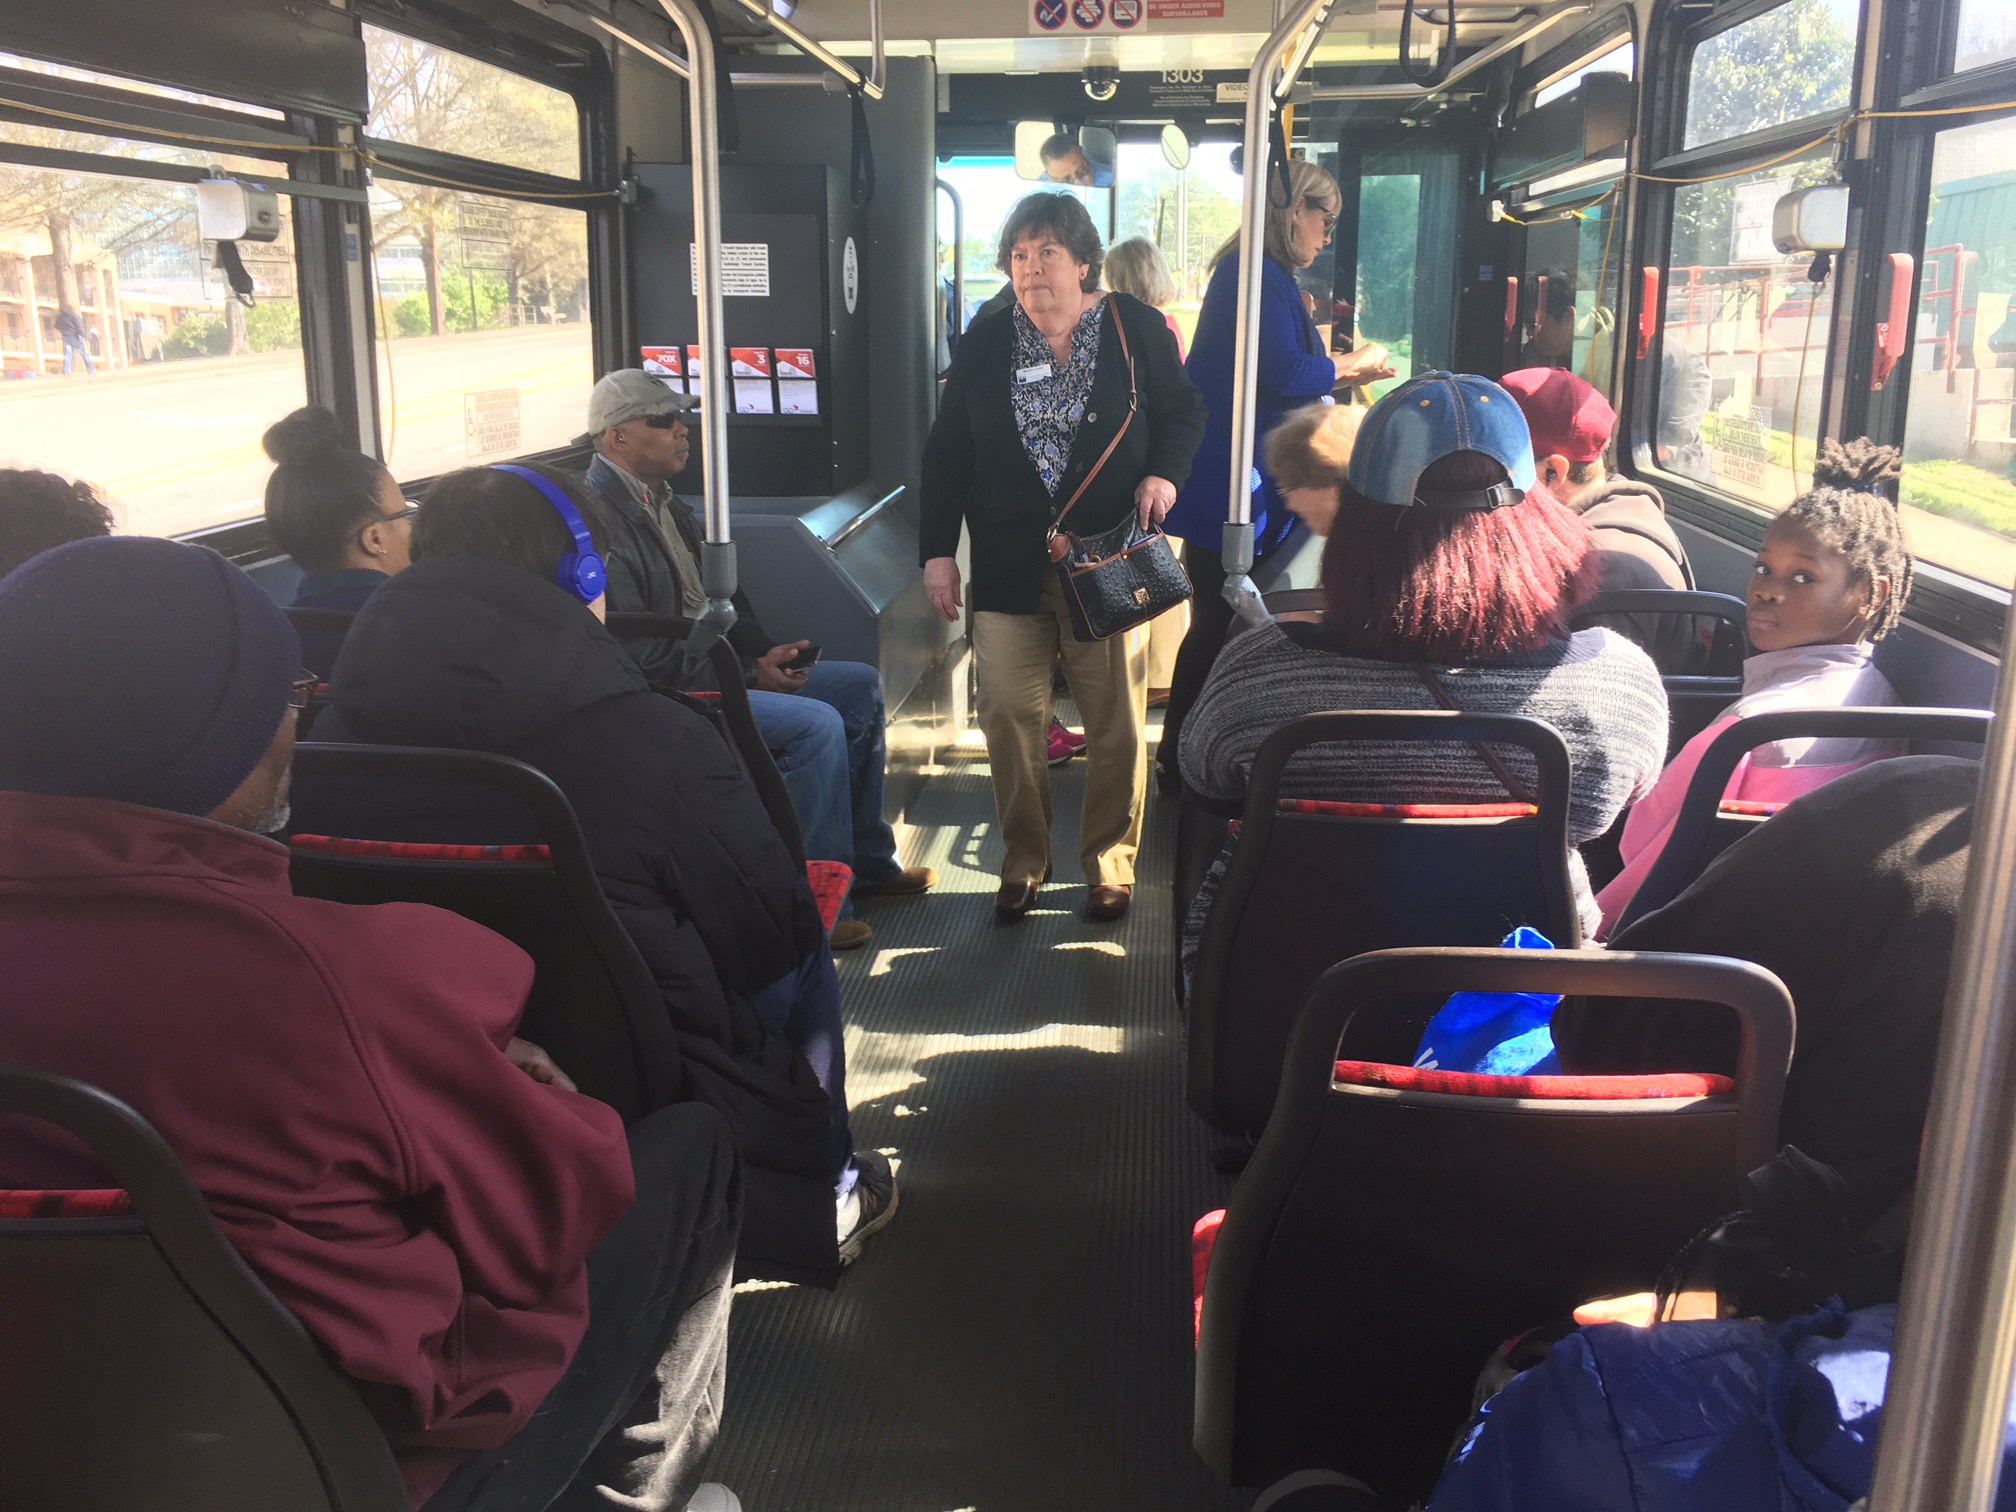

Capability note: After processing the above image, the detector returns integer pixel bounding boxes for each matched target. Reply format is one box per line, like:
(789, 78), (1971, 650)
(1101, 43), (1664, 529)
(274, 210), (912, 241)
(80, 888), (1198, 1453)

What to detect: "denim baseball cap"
(1345, 371), (1538, 511)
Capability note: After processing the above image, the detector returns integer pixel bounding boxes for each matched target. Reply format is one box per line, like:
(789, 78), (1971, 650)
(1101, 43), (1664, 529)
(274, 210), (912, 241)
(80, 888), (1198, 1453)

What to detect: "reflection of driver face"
(1043, 146), (1093, 185)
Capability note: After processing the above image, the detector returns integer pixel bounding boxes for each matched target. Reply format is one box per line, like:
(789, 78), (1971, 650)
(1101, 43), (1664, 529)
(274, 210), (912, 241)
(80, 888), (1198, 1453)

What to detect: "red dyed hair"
(1321, 451), (1597, 663)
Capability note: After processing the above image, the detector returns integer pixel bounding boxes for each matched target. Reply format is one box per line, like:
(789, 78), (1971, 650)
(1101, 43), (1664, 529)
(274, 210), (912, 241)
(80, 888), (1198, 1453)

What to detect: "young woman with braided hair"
(1597, 438), (1915, 932)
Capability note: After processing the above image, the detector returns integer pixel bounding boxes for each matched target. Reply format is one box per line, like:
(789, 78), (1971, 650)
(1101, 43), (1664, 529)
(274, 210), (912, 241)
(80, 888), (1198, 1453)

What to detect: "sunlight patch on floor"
(844, 1022), (1130, 1106)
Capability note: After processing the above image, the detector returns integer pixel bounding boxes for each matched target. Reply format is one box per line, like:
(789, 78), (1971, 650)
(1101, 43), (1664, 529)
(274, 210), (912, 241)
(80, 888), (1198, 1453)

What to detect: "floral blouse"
(1010, 298), (1104, 497)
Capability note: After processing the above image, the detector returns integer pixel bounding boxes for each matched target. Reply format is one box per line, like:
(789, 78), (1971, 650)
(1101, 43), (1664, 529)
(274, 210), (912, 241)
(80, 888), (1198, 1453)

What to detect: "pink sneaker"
(1047, 717), (1087, 766)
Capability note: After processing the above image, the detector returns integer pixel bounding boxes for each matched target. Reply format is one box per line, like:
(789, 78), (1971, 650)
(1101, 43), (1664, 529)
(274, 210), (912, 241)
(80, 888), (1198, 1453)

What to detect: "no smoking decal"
(1033, 0), (1066, 28)
(1072, 0), (1104, 28)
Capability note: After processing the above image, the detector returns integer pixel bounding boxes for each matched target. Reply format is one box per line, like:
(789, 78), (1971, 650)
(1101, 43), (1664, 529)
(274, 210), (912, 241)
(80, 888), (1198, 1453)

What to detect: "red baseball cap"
(1500, 368), (1616, 467)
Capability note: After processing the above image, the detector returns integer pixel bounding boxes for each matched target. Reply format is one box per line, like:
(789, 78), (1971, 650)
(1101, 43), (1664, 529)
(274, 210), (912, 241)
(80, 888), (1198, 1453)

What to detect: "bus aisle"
(711, 712), (1248, 1512)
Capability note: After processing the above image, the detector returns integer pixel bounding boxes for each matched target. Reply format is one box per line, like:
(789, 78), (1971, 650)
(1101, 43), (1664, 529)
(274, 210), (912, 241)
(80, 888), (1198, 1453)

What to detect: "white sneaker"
(683, 1486), (742, 1512)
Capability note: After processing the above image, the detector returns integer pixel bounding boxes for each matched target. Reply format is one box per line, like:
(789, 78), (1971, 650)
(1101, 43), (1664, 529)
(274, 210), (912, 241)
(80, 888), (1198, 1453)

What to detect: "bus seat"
(1186, 712), (1581, 1136)
(1568, 589), (1748, 754)
(1192, 946), (1793, 1505)
(0, 1064), (408, 1512)
(288, 744), (684, 1122)
(607, 611), (809, 873)
(1615, 706), (1993, 933)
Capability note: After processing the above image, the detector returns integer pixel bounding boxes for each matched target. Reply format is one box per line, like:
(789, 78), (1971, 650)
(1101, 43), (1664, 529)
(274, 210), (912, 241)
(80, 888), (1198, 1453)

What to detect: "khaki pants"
(972, 575), (1149, 887)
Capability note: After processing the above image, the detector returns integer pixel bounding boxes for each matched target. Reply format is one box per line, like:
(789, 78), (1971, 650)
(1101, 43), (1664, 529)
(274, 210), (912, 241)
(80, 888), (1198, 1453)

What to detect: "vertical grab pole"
(1224, 0), (1336, 628)
(655, 0), (737, 651)
(1866, 611), (2016, 1512)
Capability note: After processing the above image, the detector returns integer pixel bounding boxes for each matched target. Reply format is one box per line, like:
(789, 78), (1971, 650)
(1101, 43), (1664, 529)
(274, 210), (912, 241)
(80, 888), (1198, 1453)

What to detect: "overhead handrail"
(1306, 5), (1594, 100)
(1866, 613), (2016, 1506)
(937, 177), (964, 380)
(1224, 0), (1339, 631)
(729, 0), (884, 101)
(653, 0), (737, 661)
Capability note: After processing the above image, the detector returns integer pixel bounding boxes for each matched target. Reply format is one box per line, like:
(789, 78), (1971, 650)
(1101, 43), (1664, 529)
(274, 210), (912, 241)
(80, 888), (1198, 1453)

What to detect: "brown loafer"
(830, 918), (873, 951)
(856, 865), (937, 897)
(995, 878), (1040, 922)
(1086, 884), (1132, 922)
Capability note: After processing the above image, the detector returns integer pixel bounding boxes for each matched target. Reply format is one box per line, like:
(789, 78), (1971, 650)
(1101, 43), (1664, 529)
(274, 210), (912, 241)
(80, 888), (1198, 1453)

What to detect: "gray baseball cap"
(588, 368), (699, 434)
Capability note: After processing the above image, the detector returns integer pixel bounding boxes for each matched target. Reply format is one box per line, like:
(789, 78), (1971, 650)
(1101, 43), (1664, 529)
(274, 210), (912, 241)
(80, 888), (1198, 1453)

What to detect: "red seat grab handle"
(1638, 267), (1660, 360)
(1503, 276), (1519, 343)
(1872, 253), (1916, 391)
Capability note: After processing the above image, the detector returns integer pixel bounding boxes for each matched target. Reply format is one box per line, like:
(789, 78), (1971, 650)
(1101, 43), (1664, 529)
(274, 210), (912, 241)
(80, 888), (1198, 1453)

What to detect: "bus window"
(1954, 0), (2016, 74)
(363, 25), (593, 482)
(1112, 140), (1244, 353)
(0, 105), (307, 536)
(1682, 0), (1859, 152)
(1515, 193), (1625, 395)
(1358, 172), (1420, 393)
(1659, 152), (1836, 507)
(1533, 39), (1635, 108)
(1899, 113), (2016, 590)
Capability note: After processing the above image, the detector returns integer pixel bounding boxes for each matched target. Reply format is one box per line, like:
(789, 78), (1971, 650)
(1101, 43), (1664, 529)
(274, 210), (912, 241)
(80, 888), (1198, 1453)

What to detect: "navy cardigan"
(919, 290), (1206, 616)
(1164, 252), (1337, 557)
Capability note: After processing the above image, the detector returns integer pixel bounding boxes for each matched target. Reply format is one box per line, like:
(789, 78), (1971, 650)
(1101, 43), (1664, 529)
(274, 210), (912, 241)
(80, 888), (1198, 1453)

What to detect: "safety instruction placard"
(463, 389), (521, 458)
(689, 243), (771, 298)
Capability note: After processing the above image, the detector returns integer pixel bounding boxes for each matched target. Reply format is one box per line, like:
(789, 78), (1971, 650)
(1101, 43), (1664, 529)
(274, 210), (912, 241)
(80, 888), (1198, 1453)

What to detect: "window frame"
(355, 10), (619, 492)
(0, 3), (620, 544)
(1625, 0), (2016, 653)
(1512, 6), (1639, 117)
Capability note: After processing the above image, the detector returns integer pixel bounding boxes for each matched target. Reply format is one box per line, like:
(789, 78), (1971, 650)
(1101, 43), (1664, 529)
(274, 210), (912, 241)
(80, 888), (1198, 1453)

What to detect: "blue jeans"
(749, 659), (900, 914)
(61, 337), (94, 374)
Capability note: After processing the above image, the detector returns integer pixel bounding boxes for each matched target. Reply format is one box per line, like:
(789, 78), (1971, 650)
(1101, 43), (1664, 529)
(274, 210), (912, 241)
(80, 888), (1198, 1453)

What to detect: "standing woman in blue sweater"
(1155, 158), (1394, 789)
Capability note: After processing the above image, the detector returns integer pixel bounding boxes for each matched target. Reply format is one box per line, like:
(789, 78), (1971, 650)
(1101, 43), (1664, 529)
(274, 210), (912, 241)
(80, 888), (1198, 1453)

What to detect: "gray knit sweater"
(1179, 622), (1669, 935)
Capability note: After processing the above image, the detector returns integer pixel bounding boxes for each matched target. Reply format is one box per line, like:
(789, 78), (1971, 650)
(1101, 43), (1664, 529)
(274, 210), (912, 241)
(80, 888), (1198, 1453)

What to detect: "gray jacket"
(581, 453), (774, 691)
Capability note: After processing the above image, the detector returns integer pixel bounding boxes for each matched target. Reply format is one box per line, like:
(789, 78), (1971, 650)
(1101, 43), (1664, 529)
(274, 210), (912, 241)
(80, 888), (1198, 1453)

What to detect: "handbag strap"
(1411, 665), (1538, 809)
(1049, 301), (1140, 540)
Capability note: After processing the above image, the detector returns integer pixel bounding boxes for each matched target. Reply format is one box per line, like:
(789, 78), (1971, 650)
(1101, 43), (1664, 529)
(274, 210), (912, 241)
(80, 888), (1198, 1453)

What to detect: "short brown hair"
(996, 192), (1104, 293)
(1264, 404), (1361, 494)
(0, 469), (115, 578)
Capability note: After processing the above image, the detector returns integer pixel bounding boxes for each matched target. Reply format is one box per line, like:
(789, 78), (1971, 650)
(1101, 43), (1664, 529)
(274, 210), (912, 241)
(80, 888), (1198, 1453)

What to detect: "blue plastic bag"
(1411, 926), (1560, 1075)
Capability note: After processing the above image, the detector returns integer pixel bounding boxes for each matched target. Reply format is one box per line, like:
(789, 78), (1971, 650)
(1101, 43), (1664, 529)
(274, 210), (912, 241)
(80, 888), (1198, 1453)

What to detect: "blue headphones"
(490, 464), (608, 603)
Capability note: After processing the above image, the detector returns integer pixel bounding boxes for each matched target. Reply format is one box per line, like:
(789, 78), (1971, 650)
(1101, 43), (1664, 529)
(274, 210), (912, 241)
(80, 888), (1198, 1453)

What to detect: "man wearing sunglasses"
(583, 370), (933, 952)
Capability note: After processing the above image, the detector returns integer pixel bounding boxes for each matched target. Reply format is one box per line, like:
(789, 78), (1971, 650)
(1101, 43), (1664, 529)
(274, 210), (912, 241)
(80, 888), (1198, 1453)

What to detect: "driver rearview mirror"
(1013, 122), (1117, 189)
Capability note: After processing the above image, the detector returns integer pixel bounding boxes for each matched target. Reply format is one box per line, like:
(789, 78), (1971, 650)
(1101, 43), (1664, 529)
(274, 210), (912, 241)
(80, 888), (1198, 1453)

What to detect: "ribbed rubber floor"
(708, 725), (1250, 1512)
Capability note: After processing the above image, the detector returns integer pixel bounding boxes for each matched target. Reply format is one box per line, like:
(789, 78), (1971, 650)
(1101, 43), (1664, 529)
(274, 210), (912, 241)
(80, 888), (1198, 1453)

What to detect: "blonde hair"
(1104, 237), (1177, 308)
(1264, 402), (1361, 493)
(1210, 158), (1341, 272)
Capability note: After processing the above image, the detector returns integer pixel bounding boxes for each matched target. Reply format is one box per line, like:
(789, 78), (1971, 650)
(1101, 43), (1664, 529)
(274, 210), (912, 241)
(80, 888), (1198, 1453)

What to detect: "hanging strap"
(1412, 665), (1538, 808)
(1049, 303), (1140, 541)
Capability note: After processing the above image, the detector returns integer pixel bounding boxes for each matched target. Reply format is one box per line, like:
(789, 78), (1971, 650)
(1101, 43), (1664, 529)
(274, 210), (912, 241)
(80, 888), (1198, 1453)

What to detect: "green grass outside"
(1899, 459), (2016, 539)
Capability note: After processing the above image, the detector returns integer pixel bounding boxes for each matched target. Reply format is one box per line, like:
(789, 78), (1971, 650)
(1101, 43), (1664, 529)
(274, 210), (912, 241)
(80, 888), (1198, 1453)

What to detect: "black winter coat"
(311, 555), (842, 1282)
(920, 290), (1207, 615)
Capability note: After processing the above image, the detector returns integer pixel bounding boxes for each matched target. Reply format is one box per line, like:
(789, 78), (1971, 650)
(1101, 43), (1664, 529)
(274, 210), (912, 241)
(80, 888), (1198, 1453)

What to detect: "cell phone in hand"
(783, 643), (822, 673)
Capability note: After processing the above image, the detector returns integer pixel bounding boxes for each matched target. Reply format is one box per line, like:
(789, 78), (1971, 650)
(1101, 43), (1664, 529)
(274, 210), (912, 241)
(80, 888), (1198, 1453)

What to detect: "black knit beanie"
(0, 537), (301, 817)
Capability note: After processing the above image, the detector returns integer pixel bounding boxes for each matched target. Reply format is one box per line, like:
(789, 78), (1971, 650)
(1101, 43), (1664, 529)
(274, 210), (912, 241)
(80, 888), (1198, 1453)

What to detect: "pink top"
(1596, 641), (1900, 934)
(1163, 310), (1187, 364)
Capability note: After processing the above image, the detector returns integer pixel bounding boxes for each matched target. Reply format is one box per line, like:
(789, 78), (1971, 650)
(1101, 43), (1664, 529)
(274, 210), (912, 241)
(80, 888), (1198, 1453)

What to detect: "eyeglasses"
(642, 410), (692, 430)
(1301, 197), (1339, 234)
(288, 670), (320, 712)
(353, 503), (416, 549)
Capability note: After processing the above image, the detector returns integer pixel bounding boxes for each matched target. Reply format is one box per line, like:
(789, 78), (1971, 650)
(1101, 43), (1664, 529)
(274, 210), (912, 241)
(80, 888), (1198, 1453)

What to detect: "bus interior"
(6, 0), (2016, 1508)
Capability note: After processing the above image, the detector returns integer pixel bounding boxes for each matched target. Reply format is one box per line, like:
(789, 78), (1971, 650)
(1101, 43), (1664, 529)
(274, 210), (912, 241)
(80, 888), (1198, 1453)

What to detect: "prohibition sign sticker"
(1033, 0), (1067, 29)
(1111, 0), (1141, 26)
(1072, 0), (1105, 28)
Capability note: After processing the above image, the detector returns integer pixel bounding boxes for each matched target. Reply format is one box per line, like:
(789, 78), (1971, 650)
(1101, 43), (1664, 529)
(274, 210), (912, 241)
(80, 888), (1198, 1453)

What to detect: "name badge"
(1015, 363), (1053, 384)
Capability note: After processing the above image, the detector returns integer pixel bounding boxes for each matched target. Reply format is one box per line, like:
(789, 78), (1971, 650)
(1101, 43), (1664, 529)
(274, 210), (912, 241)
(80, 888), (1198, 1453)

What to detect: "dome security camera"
(1083, 64), (1119, 102)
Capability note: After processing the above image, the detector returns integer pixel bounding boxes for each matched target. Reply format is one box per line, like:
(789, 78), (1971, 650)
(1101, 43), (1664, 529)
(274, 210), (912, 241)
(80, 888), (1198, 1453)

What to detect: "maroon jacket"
(0, 793), (634, 1505)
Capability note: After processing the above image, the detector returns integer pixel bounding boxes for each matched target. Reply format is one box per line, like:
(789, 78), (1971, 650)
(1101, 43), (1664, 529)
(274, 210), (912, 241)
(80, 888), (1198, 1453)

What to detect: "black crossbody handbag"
(1046, 308), (1193, 642)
